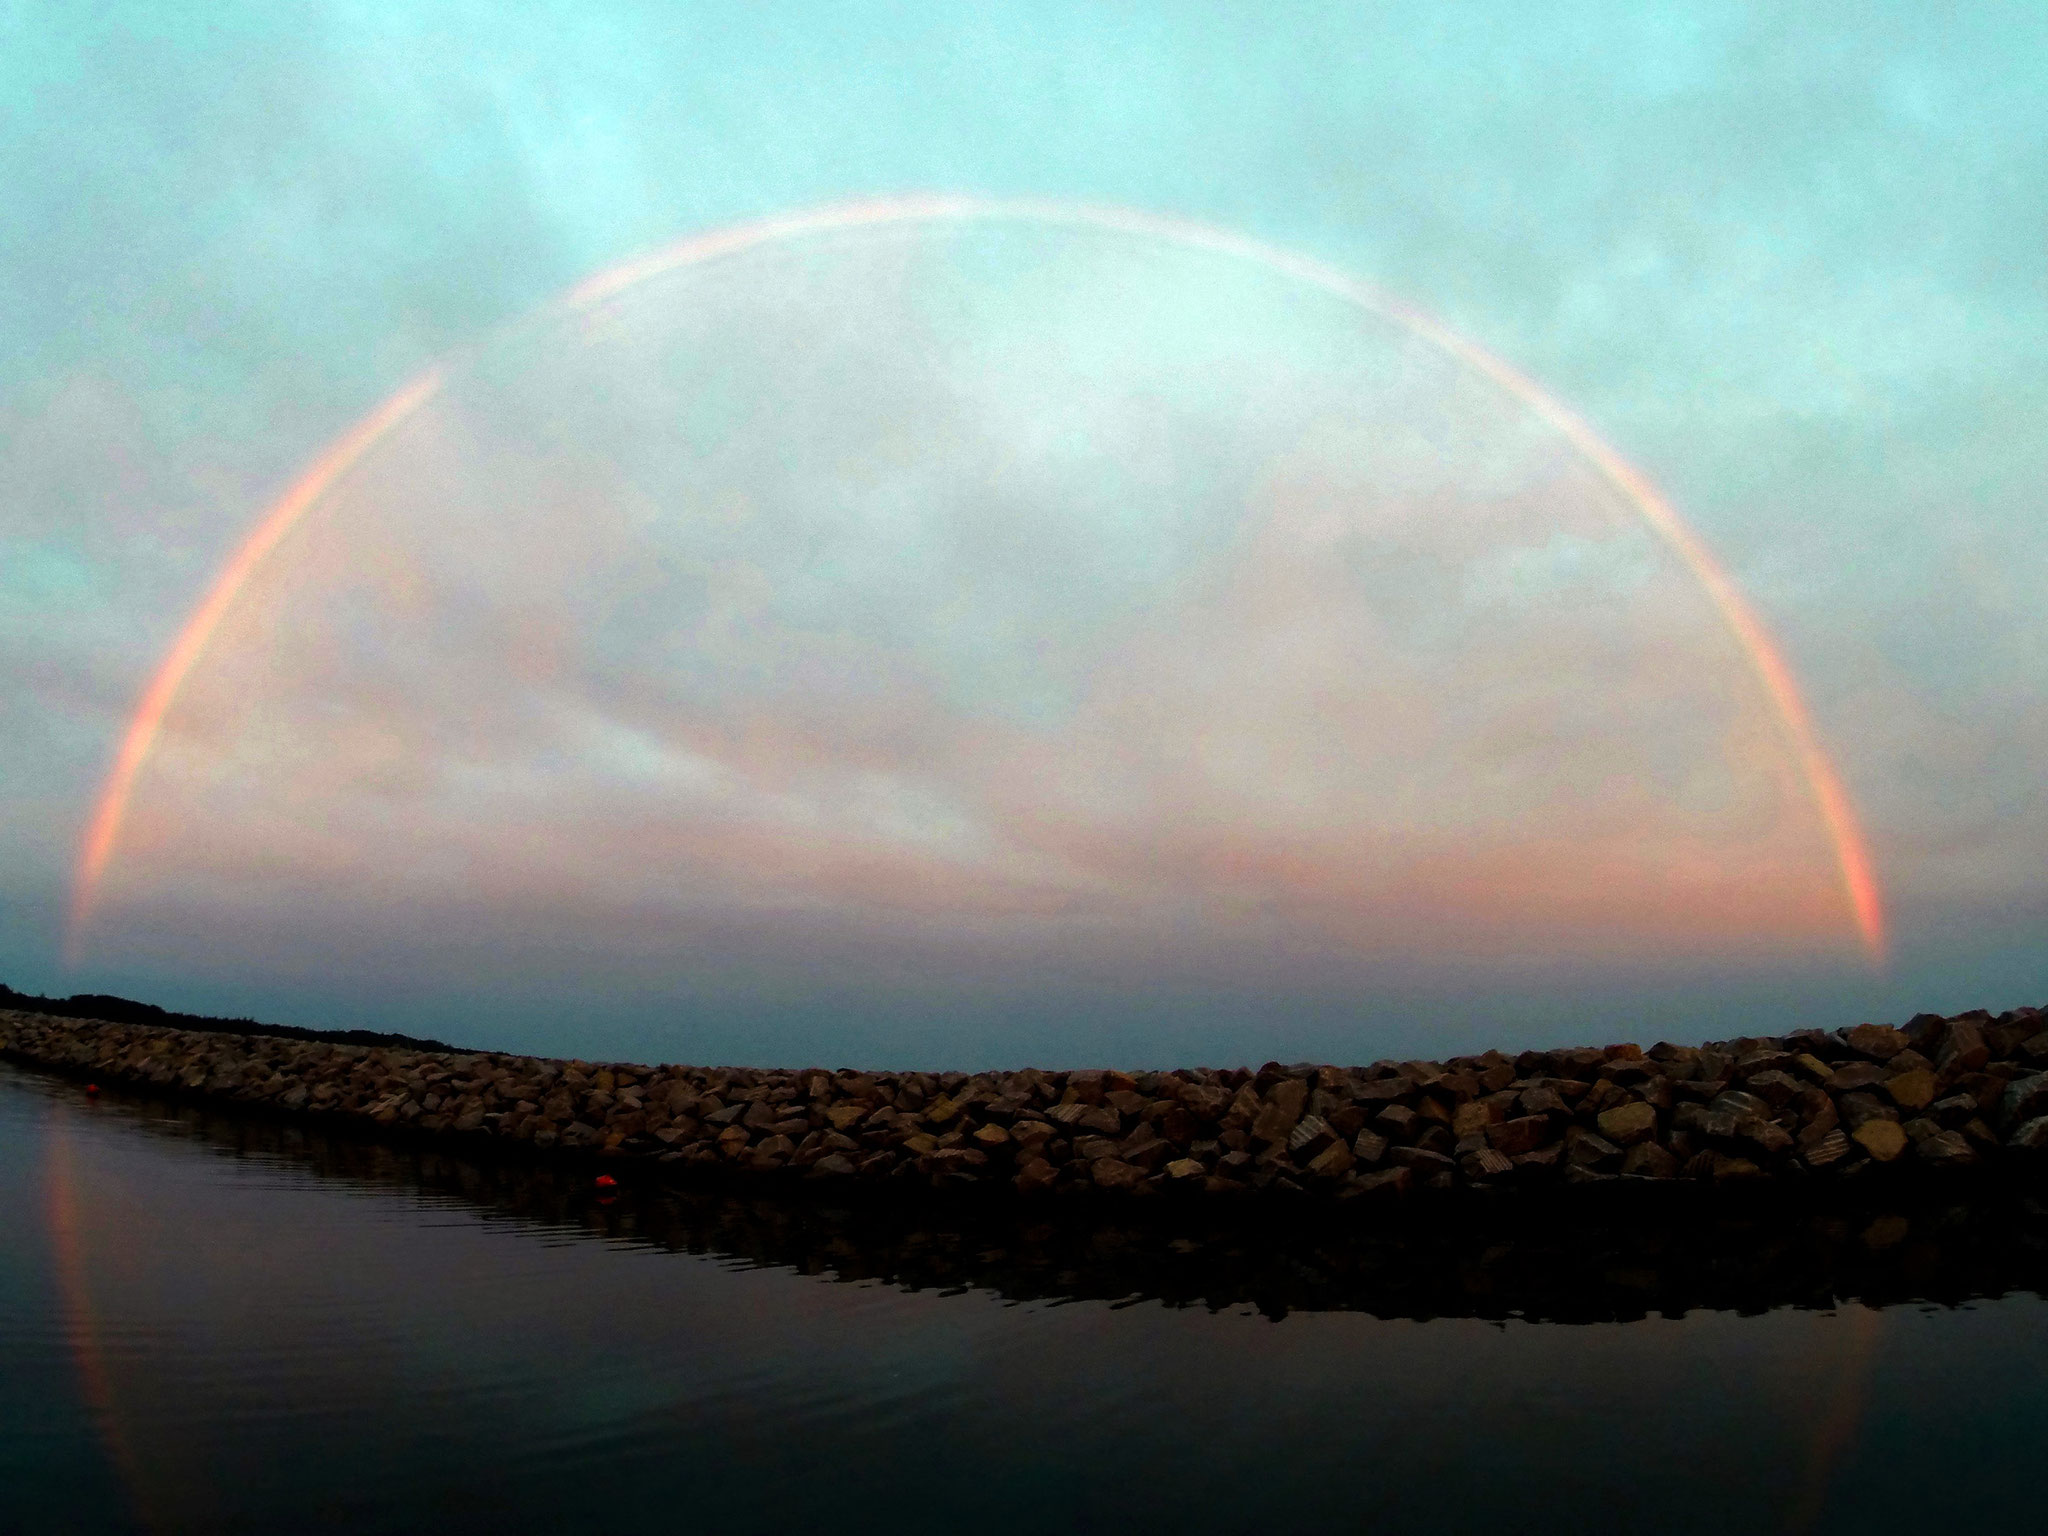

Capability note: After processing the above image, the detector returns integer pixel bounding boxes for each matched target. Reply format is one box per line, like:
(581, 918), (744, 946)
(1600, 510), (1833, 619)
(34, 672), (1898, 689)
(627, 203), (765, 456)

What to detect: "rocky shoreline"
(32, 1068), (2048, 1322)
(8, 1004), (2048, 1202)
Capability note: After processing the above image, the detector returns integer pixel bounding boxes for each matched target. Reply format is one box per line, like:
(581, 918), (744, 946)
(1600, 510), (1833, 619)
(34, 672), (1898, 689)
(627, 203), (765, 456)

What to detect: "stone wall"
(7, 1005), (2048, 1199)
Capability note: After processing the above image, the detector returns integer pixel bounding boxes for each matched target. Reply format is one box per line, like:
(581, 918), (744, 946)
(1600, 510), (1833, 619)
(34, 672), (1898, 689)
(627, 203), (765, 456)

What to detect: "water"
(8, 1061), (2048, 1536)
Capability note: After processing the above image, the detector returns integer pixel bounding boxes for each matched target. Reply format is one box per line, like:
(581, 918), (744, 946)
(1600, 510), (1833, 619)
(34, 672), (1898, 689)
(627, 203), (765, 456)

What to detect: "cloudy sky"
(3, 2), (2044, 1066)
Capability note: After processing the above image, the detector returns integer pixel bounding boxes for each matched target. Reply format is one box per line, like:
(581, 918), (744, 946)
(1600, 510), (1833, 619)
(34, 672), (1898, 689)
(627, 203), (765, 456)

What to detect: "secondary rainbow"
(66, 195), (1888, 962)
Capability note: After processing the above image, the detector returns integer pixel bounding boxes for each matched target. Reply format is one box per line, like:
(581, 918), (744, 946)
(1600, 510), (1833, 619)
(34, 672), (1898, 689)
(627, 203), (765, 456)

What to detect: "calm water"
(8, 1063), (2048, 1536)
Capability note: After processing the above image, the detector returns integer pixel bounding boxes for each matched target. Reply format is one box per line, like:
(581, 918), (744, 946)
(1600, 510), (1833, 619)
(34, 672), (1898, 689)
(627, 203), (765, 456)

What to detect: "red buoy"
(594, 1173), (617, 1189)
(84, 1083), (100, 1096)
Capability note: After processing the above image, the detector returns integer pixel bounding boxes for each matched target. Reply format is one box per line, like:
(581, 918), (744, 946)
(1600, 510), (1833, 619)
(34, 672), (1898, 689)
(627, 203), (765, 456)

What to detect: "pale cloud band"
(71, 199), (1882, 1007)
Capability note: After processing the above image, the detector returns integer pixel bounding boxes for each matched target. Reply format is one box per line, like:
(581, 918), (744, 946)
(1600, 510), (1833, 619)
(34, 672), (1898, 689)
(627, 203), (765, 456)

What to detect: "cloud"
(86, 216), (1858, 1011)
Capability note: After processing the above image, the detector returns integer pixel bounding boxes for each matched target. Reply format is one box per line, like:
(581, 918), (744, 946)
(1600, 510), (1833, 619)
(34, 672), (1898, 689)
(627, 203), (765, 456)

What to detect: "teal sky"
(4, 2), (2046, 1062)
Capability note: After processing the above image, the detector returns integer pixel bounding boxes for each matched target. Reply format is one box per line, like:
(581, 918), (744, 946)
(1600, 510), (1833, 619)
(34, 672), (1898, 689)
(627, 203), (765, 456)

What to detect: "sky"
(3, 1), (2046, 1067)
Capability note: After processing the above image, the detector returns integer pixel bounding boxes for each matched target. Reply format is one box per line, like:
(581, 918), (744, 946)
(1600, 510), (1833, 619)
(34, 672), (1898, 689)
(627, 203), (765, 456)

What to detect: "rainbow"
(65, 195), (1887, 962)
(46, 1115), (153, 1528)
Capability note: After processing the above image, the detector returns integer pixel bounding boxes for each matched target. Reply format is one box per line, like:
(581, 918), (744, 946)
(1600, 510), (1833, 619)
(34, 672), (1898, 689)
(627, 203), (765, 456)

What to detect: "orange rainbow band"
(46, 1117), (153, 1528)
(66, 371), (443, 952)
(66, 196), (1885, 962)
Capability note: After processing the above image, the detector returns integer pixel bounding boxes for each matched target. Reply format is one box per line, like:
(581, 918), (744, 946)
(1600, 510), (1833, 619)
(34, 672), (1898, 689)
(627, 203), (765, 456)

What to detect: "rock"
(1916, 1129), (1977, 1166)
(1486, 1116), (1550, 1156)
(1792, 1053), (1836, 1082)
(1851, 1120), (1908, 1162)
(1390, 1147), (1458, 1176)
(1286, 1115), (1337, 1158)
(23, 1003), (2048, 1211)
(1712, 1155), (1765, 1181)
(2008, 1116), (2048, 1151)
(2000, 1074), (2048, 1131)
(1120, 1138), (1175, 1172)
(1596, 1101), (1657, 1146)
(1937, 1019), (1990, 1074)
(1075, 1105), (1123, 1136)
(1567, 1133), (1621, 1168)
(1796, 1090), (1839, 1138)
(1887, 1047), (1935, 1076)
(1090, 1158), (1143, 1191)
(1738, 1118), (1794, 1156)
(1620, 1141), (1680, 1178)
(1346, 1165), (1412, 1200)
(1743, 1070), (1803, 1108)
(1374, 1103), (1419, 1137)
(1844, 1023), (1909, 1061)
(1837, 1093), (1894, 1131)
(1802, 1129), (1852, 1169)
(1862, 1214), (1911, 1250)
(1415, 1095), (1454, 1127)
(1708, 1089), (1771, 1120)
(1251, 1079), (1308, 1144)
(1451, 1100), (1501, 1139)
(1013, 1156), (1058, 1192)
(1306, 1142), (1356, 1179)
(1477, 1063), (1518, 1093)
(1579, 1079), (1627, 1116)
(1927, 1093), (1977, 1126)
(1673, 1103), (1727, 1141)
(1517, 1086), (1568, 1118)
(1461, 1147), (1513, 1179)
(1884, 1069), (1937, 1111)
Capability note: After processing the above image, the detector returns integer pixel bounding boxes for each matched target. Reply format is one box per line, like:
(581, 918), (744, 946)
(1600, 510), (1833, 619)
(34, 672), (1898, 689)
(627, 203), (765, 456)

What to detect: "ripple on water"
(13, 1063), (2048, 1536)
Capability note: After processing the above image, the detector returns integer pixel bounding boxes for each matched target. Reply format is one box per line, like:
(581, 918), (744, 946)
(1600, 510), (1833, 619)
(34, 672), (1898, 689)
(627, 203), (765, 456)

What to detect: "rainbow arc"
(66, 196), (1886, 963)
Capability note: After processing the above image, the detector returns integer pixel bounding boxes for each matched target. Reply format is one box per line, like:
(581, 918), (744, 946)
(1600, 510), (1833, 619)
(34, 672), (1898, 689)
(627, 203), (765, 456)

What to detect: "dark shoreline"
(15, 1057), (2048, 1322)
(0, 981), (458, 1051)
(10, 1000), (2048, 1216)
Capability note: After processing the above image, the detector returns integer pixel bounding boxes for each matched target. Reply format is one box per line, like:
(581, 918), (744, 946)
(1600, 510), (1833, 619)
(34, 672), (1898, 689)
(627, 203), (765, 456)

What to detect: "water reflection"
(11, 1062), (2048, 1536)
(40, 1068), (2048, 1324)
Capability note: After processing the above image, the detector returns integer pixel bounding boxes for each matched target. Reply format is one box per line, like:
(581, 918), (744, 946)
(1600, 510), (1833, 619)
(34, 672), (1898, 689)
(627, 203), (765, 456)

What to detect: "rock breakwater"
(37, 1070), (2048, 1321)
(8, 1005), (2048, 1201)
